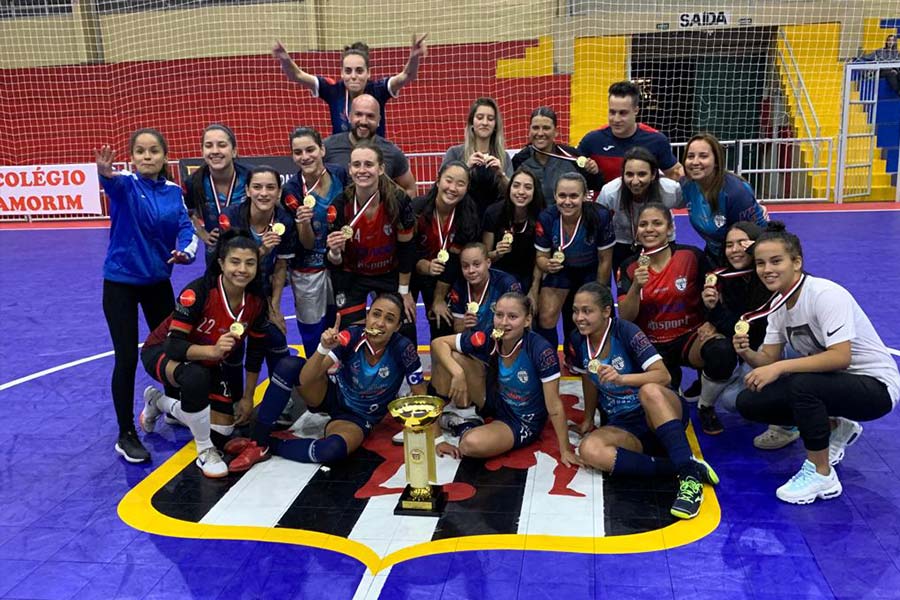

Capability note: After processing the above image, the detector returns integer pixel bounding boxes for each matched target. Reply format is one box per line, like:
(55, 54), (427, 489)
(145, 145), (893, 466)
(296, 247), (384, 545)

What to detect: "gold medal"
(705, 273), (718, 287)
(638, 255), (651, 267)
(501, 232), (513, 245)
(552, 250), (565, 263)
(229, 322), (245, 337)
(576, 156), (588, 169)
(303, 194), (316, 208)
(491, 327), (505, 340)
(734, 320), (750, 335)
(341, 225), (353, 239)
(436, 249), (450, 264)
(466, 301), (479, 314)
(587, 359), (601, 374)
(271, 222), (286, 236)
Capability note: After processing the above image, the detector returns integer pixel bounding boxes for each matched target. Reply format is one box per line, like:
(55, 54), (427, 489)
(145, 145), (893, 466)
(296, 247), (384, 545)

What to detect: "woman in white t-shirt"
(734, 222), (899, 505)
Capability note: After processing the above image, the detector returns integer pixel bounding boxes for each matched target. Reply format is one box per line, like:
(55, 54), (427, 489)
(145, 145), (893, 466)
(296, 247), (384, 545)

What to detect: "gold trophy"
(388, 395), (447, 516)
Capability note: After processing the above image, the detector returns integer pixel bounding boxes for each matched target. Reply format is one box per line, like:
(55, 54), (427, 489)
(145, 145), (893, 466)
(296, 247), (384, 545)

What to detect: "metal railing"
(776, 30), (822, 146)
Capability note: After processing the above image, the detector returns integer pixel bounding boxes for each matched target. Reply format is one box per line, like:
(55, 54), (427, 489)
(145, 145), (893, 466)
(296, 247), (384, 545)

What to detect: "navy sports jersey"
(448, 268), (522, 332)
(330, 189), (415, 276)
(144, 276), (267, 368)
(617, 244), (709, 344)
(315, 76), (394, 137)
(456, 329), (560, 422)
(534, 203), (615, 268)
(282, 164), (348, 271)
(326, 326), (424, 424)
(568, 319), (662, 417)
(577, 124), (677, 187)
(221, 203), (296, 296)
(183, 164), (251, 233)
(681, 172), (767, 259)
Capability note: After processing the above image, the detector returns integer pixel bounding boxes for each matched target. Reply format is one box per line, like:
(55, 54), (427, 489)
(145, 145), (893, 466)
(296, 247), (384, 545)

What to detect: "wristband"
(434, 435), (445, 446)
(316, 343), (330, 356)
(327, 248), (342, 260)
(398, 284), (410, 294)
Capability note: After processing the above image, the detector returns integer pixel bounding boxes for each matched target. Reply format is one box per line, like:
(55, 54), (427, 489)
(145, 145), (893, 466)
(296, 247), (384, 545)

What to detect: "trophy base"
(393, 484), (447, 516)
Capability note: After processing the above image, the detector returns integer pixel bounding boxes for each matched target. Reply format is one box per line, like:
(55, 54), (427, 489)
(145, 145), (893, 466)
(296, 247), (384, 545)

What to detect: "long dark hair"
(344, 139), (402, 222)
(206, 229), (265, 297)
(128, 127), (170, 180)
(498, 167), (545, 233)
(190, 123), (239, 223)
(239, 166), (282, 226)
(619, 146), (663, 219)
(685, 132), (727, 212)
(419, 161), (479, 243)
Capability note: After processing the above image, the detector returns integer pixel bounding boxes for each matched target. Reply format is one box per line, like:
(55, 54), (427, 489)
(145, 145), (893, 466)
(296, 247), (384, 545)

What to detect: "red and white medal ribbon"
(740, 273), (806, 324)
(354, 334), (385, 357)
(218, 275), (246, 323)
(531, 144), (581, 164)
(435, 206), (456, 252)
(558, 213), (582, 253)
(302, 170), (325, 198)
(209, 170), (236, 216)
(467, 273), (491, 310)
(493, 335), (524, 358)
(348, 190), (378, 231)
(713, 266), (754, 279)
(586, 317), (614, 369)
(638, 243), (669, 300)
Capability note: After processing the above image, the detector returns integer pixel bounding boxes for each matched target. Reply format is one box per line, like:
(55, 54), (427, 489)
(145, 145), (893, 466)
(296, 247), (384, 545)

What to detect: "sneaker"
(670, 476), (704, 519)
(753, 425), (800, 450)
(140, 386), (164, 433)
(698, 406), (724, 435)
(776, 460), (842, 504)
(224, 437), (252, 456)
(828, 418), (863, 466)
(439, 412), (484, 436)
(689, 457), (720, 486)
(115, 430), (150, 463)
(196, 447), (228, 478)
(165, 414), (184, 427)
(682, 379), (702, 403)
(228, 441), (271, 473)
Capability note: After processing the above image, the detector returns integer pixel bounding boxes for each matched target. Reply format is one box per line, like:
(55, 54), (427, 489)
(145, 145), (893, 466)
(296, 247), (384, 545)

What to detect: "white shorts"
(290, 269), (332, 324)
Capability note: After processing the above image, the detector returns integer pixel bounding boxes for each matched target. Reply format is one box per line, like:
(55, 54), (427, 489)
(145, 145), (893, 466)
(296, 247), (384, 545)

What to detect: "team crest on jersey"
(612, 356), (625, 371)
(383, 224), (392, 236)
(713, 214), (726, 228)
(517, 369), (529, 384)
(378, 366), (391, 379)
(675, 276), (687, 292)
(335, 292), (346, 307)
(118, 380), (718, 574)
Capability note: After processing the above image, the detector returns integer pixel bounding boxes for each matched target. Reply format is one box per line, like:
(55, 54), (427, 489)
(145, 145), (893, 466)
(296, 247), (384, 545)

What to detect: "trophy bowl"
(388, 395), (445, 430)
(388, 395), (447, 516)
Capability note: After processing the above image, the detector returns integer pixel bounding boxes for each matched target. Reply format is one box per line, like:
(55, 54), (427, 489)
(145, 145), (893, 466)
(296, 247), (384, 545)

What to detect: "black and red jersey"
(331, 189), (415, 276)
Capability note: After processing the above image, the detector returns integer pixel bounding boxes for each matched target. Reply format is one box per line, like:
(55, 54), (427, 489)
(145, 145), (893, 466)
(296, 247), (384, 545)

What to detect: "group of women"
(99, 44), (898, 518)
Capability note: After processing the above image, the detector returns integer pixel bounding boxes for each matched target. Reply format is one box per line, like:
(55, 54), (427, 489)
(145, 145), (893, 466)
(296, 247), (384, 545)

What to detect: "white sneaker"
(829, 418), (863, 466)
(776, 460), (842, 504)
(196, 447), (228, 479)
(140, 386), (164, 433)
(753, 425), (800, 450)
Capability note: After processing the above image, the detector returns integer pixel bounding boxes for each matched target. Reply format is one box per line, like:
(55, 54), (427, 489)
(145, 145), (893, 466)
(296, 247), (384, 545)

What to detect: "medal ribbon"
(530, 144), (580, 164)
(467, 273), (491, 308)
(740, 273), (806, 324)
(640, 242), (669, 258)
(302, 170), (325, 198)
(217, 275), (246, 323)
(713, 266), (754, 279)
(435, 206), (456, 251)
(348, 190), (378, 230)
(493, 335), (524, 358)
(354, 334), (385, 357)
(586, 317), (614, 365)
(209, 170), (237, 216)
(558, 213), (583, 252)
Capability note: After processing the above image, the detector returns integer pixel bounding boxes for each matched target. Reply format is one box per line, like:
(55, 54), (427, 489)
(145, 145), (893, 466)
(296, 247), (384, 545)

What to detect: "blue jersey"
(183, 163), (251, 233)
(327, 326), (424, 424)
(534, 203), (615, 268)
(316, 76), (394, 137)
(282, 164), (347, 271)
(568, 319), (662, 417)
(449, 268), (522, 332)
(457, 329), (560, 422)
(221, 203), (296, 296)
(101, 171), (198, 285)
(681, 172), (766, 259)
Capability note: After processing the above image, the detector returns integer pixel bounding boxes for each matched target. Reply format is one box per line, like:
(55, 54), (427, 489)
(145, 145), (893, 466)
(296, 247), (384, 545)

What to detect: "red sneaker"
(228, 442), (271, 473)
(224, 437), (252, 456)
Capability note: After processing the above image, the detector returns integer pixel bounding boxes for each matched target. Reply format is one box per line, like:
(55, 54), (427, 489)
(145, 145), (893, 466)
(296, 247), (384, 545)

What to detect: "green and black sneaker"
(671, 476), (704, 520)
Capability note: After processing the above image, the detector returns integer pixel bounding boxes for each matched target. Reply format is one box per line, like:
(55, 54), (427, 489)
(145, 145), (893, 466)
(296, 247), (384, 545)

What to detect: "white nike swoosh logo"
(603, 145), (614, 151)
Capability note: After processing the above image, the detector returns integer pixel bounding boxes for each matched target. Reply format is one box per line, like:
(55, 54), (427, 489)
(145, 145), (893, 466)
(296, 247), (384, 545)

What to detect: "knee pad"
(272, 356), (306, 391)
(173, 362), (211, 413)
(309, 434), (348, 463)
(700, 338), (738, 381)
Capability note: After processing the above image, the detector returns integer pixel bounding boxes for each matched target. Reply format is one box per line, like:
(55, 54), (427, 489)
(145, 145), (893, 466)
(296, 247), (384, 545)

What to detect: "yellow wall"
(0, 15), (87, 68)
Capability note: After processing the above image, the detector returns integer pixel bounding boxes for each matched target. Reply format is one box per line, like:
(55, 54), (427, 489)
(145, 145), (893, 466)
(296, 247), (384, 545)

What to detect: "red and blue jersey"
(282, 163), (348, 271)
(449, 268), (522, 332)
(568, 319), (662, 417)
(457, 330), (560, 422)
(534, 204), (615, 269)
(327, 326), (424, 425)
(316, 76), (394, 137)
(617, 244), (709, 344)
(331, 190), (415, 276)
(577, 124), (678, 186)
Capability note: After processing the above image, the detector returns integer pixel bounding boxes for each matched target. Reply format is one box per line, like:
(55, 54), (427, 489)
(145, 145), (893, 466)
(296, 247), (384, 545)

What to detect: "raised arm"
(272, 40), (318, 91)
(388, 34), (427, 96)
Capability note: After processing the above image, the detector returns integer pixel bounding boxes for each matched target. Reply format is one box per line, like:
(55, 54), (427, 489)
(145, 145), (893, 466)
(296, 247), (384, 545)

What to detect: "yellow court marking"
(118, 368), (720, 574)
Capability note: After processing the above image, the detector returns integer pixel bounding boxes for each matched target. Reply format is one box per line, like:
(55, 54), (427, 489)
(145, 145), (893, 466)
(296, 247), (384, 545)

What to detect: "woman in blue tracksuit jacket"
(96, 127), (198, 463)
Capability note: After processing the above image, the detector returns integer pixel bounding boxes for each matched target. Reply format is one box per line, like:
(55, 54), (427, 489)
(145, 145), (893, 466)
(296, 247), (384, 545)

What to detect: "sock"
(273, 435), (348, 463)
(171, 405), (213, 453)
(611, 448), (676, 478)
(454, 421), (480, 439)
(298, 320), (325, 360)
(210, 423), (234, 449)
(655, 419), (693, 474)
(155, 393), (178, 415)
(697, 373), (730, 409)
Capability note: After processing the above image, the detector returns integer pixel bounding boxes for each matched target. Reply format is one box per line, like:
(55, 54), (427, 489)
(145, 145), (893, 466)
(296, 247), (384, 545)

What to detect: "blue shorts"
(308, 380), (378, 437)
(542, 264), (598, 291)
(478, 390), (546, 449)
(606, 397), (690, 456)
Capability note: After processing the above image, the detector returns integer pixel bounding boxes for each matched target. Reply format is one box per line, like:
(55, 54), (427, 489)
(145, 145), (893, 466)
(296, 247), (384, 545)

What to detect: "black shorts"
(653, 331), (699, 389)
(331, 270), (401, 324)
(606, 397), (690, 456)
(140, 344), (238, 416)
(477, 390), (546, 449)
(307, 379), (378, 437)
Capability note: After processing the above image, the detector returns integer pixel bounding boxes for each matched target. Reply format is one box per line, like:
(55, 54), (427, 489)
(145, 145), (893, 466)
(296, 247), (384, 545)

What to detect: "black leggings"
(103, 279), (174, 433)
(737, 372), (893, 452)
